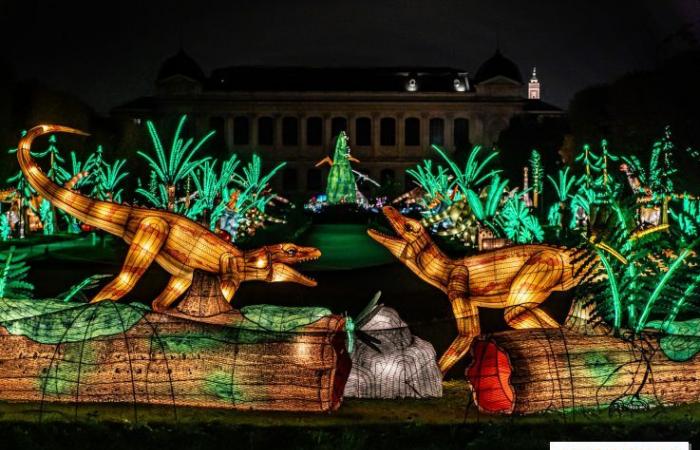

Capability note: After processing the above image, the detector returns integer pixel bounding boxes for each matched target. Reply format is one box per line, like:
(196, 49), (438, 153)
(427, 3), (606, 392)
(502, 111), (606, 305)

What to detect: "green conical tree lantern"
(318, 132), (358, 204)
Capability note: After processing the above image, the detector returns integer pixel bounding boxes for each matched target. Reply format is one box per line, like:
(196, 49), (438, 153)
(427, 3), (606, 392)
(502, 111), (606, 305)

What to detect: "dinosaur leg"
(218, 253), (242, 303)
(503, 250), (562, 329)
(220, 277), (241, 303)
(91, 217), (168, 303)
(151, 272), (193, 312)
(438, 298), (480, 375)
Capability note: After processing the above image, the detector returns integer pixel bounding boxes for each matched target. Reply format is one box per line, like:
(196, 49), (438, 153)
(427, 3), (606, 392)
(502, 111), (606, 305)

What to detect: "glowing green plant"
(496, 192), (544, 243)
(39, 199), (54, 235)
(649, 126), (678, 195)
(0, 247), (34, 299)
(574, 144), (600, 188)
(433, 144), (501, 196)
(0, 215), (10, 241)
(136, 115), (213, 210)
(465, 174), (508, 233)
(406, 159), (452, 207)
(87, 146), (129, 203)
(232, 154), (286, 214)
(547, 167), (577, 227)
(529, 149), (543, 207)
(190, 155), (240, 228)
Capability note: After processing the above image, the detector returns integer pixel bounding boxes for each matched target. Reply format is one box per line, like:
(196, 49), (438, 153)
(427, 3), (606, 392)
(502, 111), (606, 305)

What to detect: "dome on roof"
(473, 50), (523, 84)
(157, 49), (205, 83)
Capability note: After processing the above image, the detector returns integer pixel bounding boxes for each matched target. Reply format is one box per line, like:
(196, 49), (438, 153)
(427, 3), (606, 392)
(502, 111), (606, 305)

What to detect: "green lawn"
(0, 381), (699, 449)
(297, 224), (395, 270)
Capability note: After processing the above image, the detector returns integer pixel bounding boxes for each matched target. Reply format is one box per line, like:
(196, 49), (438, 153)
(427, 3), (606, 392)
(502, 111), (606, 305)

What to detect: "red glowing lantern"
(80, 223), (95, 232)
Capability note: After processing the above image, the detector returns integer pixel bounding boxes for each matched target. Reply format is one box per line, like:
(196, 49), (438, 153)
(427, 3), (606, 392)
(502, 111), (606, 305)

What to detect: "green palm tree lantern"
(319, 132), (358, 204)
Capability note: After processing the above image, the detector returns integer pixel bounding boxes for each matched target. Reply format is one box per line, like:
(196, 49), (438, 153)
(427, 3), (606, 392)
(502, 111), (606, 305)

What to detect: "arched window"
(306, 117), (322, 146)
(282, 117), (299, 146)
(208, 116), (226, 155)
(307, 168), (322, 191)
(355, 117), (372, 146)
(282, 168), (298, 191)
(454, 118), (470, 151)
(258, 117), (274, 146)
(429, 118), (444, 146)
(380, 168), (396, 185)
(404, 117), (420, 146)
(233, 116), (250, 145)
(380, 118), (396, 146)
(331, 117), (347, 140)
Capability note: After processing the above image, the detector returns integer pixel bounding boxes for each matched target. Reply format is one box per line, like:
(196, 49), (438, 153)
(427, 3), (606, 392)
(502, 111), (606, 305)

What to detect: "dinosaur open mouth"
(367, 228), (402, 245)
(271, 263), (318, 287)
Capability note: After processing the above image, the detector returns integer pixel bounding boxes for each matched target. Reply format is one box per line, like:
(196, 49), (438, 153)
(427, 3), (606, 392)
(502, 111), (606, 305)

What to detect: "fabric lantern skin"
(320, 132), (358, 204)
(344, 306), (442, 399)
(16, 125), (321, 311)
(467, 328), (700, 415)
(0, 298), (350, 412)
(368, 206), (593, 374)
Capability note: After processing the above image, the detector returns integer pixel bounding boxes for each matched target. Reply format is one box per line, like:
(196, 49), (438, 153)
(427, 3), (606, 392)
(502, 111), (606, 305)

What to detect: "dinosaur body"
(17, 125), (320, 311)
(369, 206), (590, 374)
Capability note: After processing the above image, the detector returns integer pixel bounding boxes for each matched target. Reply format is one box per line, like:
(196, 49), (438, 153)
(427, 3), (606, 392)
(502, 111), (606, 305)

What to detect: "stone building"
(112, 49), (561, 194)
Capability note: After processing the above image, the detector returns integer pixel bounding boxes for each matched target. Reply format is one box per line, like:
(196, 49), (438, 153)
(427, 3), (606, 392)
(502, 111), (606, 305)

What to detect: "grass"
(0, 381), (698, 449)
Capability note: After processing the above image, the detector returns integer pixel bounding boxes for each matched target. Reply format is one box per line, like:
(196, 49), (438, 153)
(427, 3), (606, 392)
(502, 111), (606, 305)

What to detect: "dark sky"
(2, 0), (698, 113)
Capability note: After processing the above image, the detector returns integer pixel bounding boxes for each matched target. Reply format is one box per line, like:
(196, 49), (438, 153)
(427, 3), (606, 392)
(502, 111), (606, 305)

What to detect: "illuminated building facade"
(112, 49), (561, 193)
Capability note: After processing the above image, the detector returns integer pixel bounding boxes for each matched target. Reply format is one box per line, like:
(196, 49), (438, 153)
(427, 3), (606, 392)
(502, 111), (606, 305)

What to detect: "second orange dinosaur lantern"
(368, 206), (593, 374)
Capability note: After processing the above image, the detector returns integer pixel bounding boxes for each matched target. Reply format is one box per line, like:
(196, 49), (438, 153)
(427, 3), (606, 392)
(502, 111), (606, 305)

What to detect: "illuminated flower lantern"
(344, 306), (442, 399)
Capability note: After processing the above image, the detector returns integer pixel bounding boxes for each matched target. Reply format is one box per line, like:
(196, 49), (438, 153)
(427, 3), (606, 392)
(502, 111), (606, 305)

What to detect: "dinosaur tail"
(17, 125), (129, 237)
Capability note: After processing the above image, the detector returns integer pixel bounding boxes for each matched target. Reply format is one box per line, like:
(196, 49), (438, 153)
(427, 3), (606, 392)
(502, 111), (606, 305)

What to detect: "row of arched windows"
(210, 115), (471, 150)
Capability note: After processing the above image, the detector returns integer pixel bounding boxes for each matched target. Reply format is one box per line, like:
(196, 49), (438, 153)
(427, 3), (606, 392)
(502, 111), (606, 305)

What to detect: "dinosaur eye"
(287, 248), (297, 256)
(404, 223), (415, 233)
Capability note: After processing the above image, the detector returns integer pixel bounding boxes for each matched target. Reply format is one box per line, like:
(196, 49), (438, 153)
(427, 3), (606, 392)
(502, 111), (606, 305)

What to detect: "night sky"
(2, 0), (698, 113)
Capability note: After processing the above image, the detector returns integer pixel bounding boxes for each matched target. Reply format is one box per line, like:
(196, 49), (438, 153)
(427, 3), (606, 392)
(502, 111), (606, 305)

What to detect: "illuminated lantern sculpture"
(344, 306), (442, 399)
(0, 296), (350, 412)
(368, 206), (591, 375)
(16, 125), (320, 311)
(316, 132), (359, 204)
(466, 325), (700, 415)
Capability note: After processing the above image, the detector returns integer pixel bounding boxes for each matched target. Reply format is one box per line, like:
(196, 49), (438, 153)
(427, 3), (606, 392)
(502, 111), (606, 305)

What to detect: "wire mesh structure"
(466, 326), (700, 415)
(0, 298), (351, 413)
(344, 306), (442, 399)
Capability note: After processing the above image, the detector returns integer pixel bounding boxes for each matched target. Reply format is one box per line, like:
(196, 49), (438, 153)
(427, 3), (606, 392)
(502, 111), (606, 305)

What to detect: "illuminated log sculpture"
(0, 298), (350, 412)
(344, 306), (442, 399)
(368, 206), (591, 374)
(466, 328), (700, 415)
(16, 125), (320, 311)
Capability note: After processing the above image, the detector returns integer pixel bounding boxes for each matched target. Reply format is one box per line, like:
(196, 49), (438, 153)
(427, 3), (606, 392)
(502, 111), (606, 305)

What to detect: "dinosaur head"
(241, 244), (320, 287)
(368, 206), (434, 261)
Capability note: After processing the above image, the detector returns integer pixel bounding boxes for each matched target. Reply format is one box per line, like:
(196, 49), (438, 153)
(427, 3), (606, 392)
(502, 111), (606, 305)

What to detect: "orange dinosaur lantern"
(17, 125), (321, 311)
(368, 206), (592, 374)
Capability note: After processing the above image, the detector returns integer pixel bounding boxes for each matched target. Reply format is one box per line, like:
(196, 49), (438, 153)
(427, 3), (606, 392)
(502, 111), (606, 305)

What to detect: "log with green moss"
(466, 327), (700, 415)
(0, 298), (350, 412)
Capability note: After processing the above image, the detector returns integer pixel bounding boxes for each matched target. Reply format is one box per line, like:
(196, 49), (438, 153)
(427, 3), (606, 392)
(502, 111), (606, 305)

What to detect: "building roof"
(473, 50), (523, 84)
(157, 49), (206, 83)
(206, 66), (471, 92)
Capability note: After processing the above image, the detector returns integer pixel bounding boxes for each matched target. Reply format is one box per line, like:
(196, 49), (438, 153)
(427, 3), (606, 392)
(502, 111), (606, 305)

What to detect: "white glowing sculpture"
(344, 306), (442, 399)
